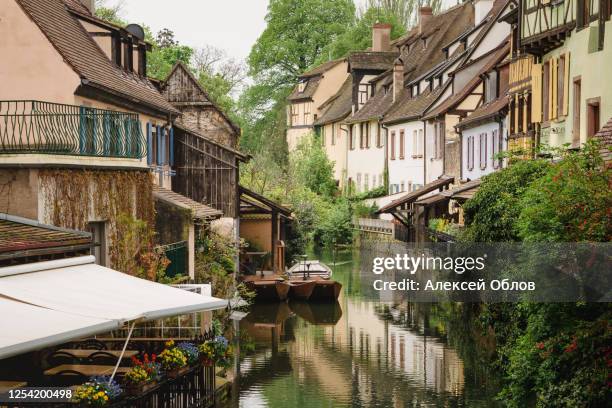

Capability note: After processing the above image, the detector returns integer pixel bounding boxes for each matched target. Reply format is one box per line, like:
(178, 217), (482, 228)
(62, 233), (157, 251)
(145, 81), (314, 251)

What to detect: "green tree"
(316, 7), (405, 64)
(461, 159), (551, 242)
(362, 0), (443, 28)
(517, 141), (612, 242)
(240, 0), (355, 156)
(289, 134), (338, 198)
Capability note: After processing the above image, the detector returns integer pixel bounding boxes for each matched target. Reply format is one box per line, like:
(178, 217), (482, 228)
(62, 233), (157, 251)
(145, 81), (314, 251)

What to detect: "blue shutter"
(146, 122), (153, 165)
(169, 127), (174, 166)
(156, 125), (162, 165)
(79, 106), (86, 154)
(103, 113), (110, 155)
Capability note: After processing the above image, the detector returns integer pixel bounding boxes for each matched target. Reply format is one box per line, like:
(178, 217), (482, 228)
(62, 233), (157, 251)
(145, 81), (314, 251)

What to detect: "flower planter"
(199, 356), (214, 367)
(124, 381), (156, 397)
(166, 366), (189, 379)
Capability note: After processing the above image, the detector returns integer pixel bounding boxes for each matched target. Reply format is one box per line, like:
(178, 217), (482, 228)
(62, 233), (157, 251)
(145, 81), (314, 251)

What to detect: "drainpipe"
(456, 125), (463, 181)
(340, 124), (349, 193)
(381, 122), (390, 193)
(422, 121), (427, 186)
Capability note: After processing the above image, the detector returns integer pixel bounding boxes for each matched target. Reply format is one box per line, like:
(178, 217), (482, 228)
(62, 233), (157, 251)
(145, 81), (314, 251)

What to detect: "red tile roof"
(0, 215), (91, 256)
(16, 0), (179, 116)
(423, 41), (510, 120)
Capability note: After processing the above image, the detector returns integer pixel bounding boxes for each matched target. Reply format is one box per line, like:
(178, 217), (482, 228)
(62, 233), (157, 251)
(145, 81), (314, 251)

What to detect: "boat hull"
(246, 280), (290, 302)
(288, 280), (317, 300)
(309, 280), (342, 301)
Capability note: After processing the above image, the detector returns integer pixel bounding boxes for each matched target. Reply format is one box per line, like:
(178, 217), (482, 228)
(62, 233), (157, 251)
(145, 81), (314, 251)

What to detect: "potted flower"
(73, 376), (121, 406)
(123, 353), (161, 396)
(176, 342), (200, 366)
(199, 336), (233, 368)
(158, 340), (188, 378)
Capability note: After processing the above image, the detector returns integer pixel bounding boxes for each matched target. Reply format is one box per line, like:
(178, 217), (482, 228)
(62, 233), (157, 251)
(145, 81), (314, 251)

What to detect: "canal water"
(228, 247), (501, 407)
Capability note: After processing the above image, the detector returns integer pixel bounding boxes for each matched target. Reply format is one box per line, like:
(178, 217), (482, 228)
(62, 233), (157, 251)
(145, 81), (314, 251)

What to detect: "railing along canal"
(0, 100), (145, 159)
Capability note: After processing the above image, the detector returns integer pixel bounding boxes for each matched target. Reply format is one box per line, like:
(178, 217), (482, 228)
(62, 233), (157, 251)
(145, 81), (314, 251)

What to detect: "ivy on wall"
(39, 169), (165, 278)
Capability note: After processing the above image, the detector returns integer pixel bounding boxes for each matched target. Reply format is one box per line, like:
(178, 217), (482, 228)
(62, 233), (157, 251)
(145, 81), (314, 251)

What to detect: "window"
(573, 78), (582, 145)
(376, 124), (382, 147)
(390, 131), (396, 160)
(88, 222), (106, 266)
(399, 130), (405, 159)
(418, 129), (424, 157)
(291, 104), (299, 126)
(435, 121), (445, 159)
(412, 130), (418, 158)
(479, 133), (488, 170)
(467, 135), (475, 171)
(372, 174), (376, 189)
(298, 81), (306, 93)
(364, 174), (369, 191)
(587, 98), (601, 138)
(360, 123), (364, 149)
(400, 181), (405, 192)
(492, 129), (501, 169)
(356, 173), (362, 192)
(304, 103), (311, 124)
(543, 61), (550, 122)
(365, 123), (370, 148)
(557, 55), (565, 118)
(321, 126), (326, 146)
(485, 71), (498, 103)
(331, 124), (336, 146)
(577, 0), (591, 29)
(359, 84), (370, 106)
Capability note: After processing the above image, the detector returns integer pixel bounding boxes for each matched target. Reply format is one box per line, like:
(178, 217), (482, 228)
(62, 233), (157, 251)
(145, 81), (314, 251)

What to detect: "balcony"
(0, 101), (145, 159)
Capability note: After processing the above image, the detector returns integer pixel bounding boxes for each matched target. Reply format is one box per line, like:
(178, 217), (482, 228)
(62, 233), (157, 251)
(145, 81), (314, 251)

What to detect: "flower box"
(166, 366), (190, 379)
(124, 381), (156, 397)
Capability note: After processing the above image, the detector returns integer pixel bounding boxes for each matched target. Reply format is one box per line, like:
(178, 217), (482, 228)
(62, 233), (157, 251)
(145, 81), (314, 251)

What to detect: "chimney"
(474, 0), (494, 25)
(419, 7), (433, 34)
(372, 23), (392, 52)
(393, 58), (404, 103)
(81, 0), (95, 13)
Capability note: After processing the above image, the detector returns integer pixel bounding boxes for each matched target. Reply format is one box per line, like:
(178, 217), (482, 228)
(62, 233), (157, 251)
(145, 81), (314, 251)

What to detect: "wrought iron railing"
(0, 100), (146, 159)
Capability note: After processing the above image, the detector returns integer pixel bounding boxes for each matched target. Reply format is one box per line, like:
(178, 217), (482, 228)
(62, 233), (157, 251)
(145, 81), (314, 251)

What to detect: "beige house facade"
(286, 59), (349, 151)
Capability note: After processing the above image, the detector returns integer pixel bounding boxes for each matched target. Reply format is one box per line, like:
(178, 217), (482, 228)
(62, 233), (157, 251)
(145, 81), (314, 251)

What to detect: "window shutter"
(563, 53), (570, 116)
(169, 127), (175, 167)
(531, 64), (542, 123)
(146, 122), (153, 165)
(156, 125), (162, 165)
(548, 58), (559, 119)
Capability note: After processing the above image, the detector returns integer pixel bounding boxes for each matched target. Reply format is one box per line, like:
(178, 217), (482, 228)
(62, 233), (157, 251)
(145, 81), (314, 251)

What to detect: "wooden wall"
(172, 128), (239, 218)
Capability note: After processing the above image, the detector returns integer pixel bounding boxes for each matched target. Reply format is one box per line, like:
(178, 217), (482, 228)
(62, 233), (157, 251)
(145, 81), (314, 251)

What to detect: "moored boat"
(287, 260), (341, 301)
(288, 260), (332, 279)
(309, 277), (342, 301)
(287, 279), (317, 300)
(244, 278), (290, 302)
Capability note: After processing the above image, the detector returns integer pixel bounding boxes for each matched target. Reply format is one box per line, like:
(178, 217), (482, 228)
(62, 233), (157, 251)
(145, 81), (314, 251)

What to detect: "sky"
(103, 0), (369, 62)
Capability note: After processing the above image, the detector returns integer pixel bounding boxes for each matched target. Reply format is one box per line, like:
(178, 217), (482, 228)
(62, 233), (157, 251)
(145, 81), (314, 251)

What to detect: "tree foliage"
(517, 141), (612, 242)
(316, 7), (405, 65)
(362, 0), (443, 28)
(461, 159), (551, 242)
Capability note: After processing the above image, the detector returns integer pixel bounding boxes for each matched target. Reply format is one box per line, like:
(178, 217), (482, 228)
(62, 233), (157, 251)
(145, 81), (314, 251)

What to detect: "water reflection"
(230, 249), (500, 408)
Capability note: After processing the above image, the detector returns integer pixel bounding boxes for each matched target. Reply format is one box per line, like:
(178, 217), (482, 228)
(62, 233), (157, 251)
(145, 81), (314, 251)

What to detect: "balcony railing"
(0, 100), (146, 159)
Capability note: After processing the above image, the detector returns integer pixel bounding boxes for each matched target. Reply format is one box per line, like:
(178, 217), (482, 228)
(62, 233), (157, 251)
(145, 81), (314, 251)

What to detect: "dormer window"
(298, 81), (306, 93)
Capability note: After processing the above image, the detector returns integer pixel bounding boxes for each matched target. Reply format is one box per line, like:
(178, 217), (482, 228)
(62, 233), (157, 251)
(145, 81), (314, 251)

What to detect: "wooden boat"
(288, 260), (341, 301)
(309, 277), (342, 301)
(287, 279), (317, 300)
(244, 278), (290, 302)
(288, 260), (332, 279)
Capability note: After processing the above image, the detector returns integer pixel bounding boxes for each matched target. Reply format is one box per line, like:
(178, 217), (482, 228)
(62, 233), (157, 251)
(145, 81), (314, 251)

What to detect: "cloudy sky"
(103, 0), (370, 62)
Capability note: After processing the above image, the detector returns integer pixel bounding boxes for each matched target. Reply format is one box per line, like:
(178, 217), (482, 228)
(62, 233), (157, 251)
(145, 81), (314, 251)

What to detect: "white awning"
(0, 296), (120, 360)
(0, 256), (227, 359)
